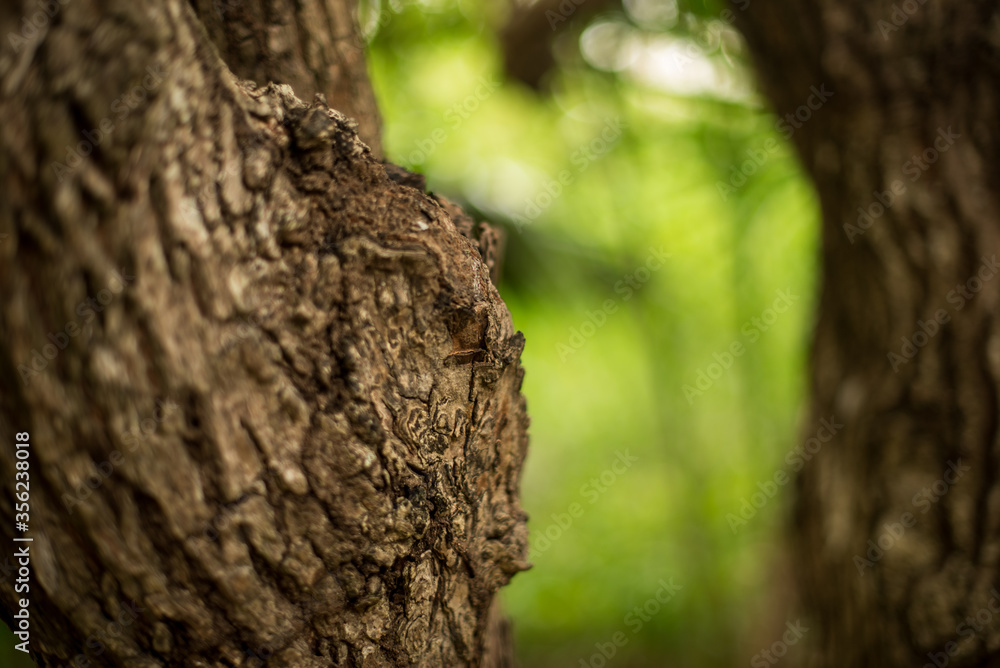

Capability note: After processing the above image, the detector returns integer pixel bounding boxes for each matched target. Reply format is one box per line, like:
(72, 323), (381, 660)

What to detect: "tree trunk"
(734, 1), (1000, 665)
(188, 0), (384, 156)
(0, 0), (528, 666)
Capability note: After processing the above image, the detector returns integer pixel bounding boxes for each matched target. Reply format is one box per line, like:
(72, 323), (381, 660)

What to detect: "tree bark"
(500, 0), (617, 90)
(188, 0), (384, 156)
(734, 1), (1000, 665)
(0, 0), (528, 666)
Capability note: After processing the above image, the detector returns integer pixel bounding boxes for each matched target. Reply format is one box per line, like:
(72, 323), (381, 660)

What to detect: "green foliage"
(0, 3), (819, 665)
(368, 1), (820, 666)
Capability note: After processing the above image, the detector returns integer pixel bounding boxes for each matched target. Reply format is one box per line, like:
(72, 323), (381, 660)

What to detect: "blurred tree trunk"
(735, 1), (1000, 666)
(0, 0), (528, 666)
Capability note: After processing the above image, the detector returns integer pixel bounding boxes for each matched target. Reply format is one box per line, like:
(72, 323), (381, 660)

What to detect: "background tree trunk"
(188, 0), (384, 156)
(0, 0), (528, 666)
(734, 1), (1000, 665)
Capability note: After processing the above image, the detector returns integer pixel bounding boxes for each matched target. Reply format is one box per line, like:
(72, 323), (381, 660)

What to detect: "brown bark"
(734, 1), (1000, 665)
(500, 0), (617, 90)
(0, 0), (528, 666)
(188, 0), (384, 156)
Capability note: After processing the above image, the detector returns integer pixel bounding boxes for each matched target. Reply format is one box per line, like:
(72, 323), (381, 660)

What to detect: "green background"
(0, 0), (820, 665)
(365, 1), (818, 665)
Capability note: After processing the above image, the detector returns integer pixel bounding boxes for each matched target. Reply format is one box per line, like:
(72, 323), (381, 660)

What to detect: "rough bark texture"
(0, 0), (528, 666)
(189, 0), (384, 155)
(735, 1), (1000, 666)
